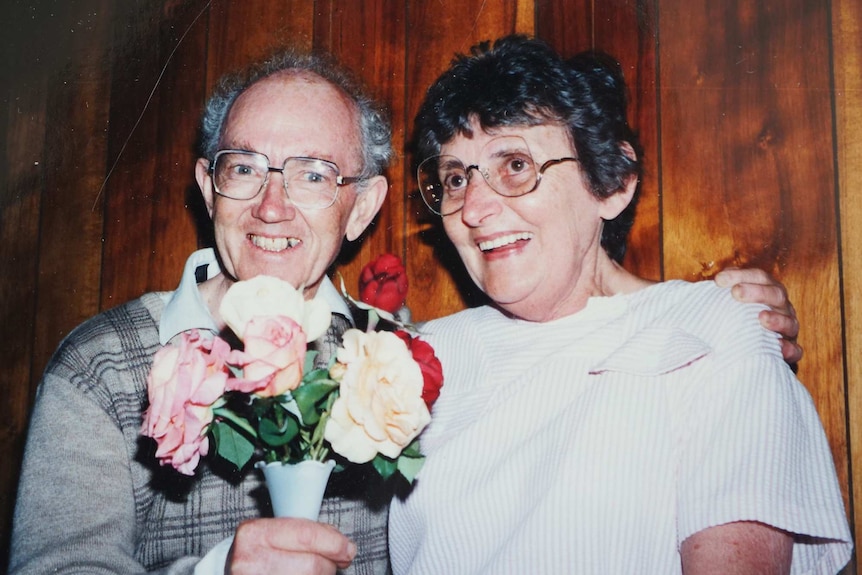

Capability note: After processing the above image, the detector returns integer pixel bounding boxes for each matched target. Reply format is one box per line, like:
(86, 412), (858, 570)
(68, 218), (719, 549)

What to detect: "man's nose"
(254, 170), (296, 221)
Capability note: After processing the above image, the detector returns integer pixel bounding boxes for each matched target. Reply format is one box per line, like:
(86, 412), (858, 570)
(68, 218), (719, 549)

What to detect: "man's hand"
(714, 268), (802, 365)
(227, 517), (356, 574)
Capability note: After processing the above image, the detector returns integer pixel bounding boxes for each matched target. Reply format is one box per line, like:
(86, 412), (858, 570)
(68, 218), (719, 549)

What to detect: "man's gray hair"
(198, 49), (393, 180)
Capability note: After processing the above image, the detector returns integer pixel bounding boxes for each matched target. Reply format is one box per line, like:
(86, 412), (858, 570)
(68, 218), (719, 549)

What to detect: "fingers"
(714, 266), (773, 289)
(228, 518), (356, 574)
(760, 309), (803, 364)
(716, 269), (790, 314)
(715, 267), (803, 365)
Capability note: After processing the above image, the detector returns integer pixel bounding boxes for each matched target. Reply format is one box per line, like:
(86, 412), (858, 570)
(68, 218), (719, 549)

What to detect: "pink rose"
(227, 315), (307, 397)
(358, 253), (408, 313)
(394, 331), (444, 409)
(142, 330), (230, 475)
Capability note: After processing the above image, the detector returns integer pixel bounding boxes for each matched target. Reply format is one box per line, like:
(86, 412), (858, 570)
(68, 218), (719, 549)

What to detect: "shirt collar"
(158, 247), (353, 344)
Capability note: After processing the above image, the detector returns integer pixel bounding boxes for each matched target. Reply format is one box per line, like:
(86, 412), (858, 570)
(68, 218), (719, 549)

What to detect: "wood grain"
(101, 0), (208, 309)
(659, 0), (849, 511)
(835, 0), (862, 567)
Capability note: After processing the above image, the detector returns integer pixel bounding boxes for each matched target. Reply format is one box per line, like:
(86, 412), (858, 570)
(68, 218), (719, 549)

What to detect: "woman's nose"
(459, 170), (501, 226)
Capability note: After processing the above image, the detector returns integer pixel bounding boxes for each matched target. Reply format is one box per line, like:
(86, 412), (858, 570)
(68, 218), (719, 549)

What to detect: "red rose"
(394, 330), (444, 409)
(359, 253), (408, 314)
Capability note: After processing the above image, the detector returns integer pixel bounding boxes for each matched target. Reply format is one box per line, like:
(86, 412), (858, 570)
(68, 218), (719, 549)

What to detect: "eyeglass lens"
(214, 151), (340, 208)
(418, 137), (539, 216)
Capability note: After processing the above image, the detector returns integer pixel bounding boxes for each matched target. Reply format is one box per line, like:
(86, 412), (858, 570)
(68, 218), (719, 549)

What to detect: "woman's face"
(440, 120), (631, 322)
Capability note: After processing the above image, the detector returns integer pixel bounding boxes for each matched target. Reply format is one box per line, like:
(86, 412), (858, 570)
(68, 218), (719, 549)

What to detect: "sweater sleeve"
(9, 372), (200, 575)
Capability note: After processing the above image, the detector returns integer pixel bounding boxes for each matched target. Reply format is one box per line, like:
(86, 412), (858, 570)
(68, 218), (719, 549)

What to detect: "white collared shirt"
(158, 248), (353, 345)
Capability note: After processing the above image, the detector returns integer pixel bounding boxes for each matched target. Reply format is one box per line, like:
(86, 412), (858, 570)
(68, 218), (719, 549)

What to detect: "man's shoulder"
(62, 292), (165, 346)
(44, 292), (167, 383)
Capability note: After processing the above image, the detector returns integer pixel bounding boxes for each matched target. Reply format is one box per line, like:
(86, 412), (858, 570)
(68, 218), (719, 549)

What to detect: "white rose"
(219, 275), (331, 342)
(324, 329), (431, 463)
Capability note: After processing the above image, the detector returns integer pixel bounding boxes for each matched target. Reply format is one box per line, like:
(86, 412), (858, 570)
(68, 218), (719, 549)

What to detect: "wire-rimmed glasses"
(417, 136), (578, 216)
(209, 149), (363, 209)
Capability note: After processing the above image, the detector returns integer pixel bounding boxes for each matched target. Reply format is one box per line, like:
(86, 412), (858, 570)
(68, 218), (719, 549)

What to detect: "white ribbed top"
(389, 280), (851, 574)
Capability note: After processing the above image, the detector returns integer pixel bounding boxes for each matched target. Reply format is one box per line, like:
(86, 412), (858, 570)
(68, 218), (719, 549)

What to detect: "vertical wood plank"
(33, 0), (114, 380)
(313, 0), (409, 297)
(101, 0), (209, 310)
(835, 0), (862, 565)
(204, 0), (315, 91)
(0, 0), (52, 563)
(404, 0), (536, 322)
(659, 0), (849, 512)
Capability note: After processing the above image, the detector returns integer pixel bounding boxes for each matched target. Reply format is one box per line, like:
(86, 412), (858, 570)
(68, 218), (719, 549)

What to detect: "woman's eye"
(508, 158), (528, 173)
(444, 173), (467, 190)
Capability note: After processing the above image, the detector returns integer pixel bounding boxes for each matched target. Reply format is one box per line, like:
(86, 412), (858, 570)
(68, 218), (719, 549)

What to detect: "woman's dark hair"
(413, 34), (642, 262)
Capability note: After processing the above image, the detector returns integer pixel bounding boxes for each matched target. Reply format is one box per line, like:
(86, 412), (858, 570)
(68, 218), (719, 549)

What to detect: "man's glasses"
(209, 150), (363, 209)
(417, 136), (578, 216)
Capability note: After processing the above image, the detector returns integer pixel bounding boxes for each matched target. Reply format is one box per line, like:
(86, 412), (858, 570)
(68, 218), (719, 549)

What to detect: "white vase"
(256, 459), (336, 520)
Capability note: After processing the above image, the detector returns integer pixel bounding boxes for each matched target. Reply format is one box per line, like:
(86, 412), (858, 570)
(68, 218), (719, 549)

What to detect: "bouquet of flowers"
(141, 254), (442, 491)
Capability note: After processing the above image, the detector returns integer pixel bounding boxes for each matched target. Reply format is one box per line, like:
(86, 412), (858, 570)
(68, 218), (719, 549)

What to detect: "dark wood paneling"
(659, 0), (849, 512)
(100, 0), (209, 310)
(0, 0), (51, 562)
(205, 0), (315, 89)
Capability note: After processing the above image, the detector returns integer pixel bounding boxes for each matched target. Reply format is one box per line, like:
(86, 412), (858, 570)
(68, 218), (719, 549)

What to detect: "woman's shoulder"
(633, 279), (778, 359)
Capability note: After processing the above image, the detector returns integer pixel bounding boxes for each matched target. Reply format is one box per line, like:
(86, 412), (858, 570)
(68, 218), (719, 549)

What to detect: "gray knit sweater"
(10, 292), (390, 574)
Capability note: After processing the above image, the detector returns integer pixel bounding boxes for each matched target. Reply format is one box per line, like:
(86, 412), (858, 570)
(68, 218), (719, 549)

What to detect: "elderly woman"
(389, 36), (851, 574)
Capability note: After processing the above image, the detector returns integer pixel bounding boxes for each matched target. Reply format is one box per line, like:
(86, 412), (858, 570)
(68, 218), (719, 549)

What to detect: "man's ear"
(598, 141), (638, 220)
(195, 158), (215, 217)
(345, 175), (388, 241)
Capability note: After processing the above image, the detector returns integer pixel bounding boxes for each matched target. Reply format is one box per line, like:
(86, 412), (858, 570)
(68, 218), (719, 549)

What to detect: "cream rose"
(324, 329), (431, 463)
(219, 275), (331, 342)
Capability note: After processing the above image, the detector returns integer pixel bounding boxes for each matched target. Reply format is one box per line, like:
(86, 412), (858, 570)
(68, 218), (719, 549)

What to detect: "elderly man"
(11, 46), (802, 575)
(11, 50), (389, 575)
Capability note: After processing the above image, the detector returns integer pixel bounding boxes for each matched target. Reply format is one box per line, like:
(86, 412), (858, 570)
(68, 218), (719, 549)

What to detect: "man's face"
(197, 72), (384, 299)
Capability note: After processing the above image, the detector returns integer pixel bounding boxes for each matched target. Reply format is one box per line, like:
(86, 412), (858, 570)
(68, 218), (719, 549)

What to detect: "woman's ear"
(598, 141), (638, 220)
(195, 158), (215, 217)
(345, 175), (389, 241)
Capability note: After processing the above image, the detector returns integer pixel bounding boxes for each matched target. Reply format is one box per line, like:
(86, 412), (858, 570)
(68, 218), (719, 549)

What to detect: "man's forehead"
(220, 72), (362, 166)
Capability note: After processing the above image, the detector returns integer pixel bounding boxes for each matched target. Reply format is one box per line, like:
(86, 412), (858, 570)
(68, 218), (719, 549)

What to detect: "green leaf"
(211, 420), (256, 470)
(396, 453), (425, 484)
(304, 350), (319, 374)
(292, 381), (339, 425)
(258, 414), (300, 447)
(372, 453), (398, 481)
(400, 438), (423, 458)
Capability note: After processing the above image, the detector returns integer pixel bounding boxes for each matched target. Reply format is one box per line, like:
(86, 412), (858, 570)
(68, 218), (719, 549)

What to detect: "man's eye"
(234, 165), (255, 176)
(300, 171), (330, 184)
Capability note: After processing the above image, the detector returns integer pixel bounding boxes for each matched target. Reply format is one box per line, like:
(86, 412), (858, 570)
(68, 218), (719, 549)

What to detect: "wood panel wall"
(1, 0), (858, 571)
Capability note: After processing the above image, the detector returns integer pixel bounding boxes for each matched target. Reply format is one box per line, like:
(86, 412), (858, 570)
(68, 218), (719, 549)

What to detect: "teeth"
(478, 232), (533, 252)
(250, 235), (300, 252)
